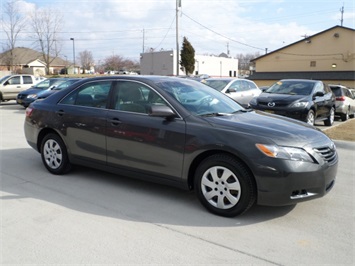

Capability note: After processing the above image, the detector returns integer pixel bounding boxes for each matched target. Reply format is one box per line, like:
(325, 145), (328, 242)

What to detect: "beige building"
(249, 26), (355, 88)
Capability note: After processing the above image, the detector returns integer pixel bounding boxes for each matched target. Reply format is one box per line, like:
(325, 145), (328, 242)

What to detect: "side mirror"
(4, 81), (9, 86)
(227, 88), (236, 93)
(149, 105), (176, 119)
(313, 91), (324, 98)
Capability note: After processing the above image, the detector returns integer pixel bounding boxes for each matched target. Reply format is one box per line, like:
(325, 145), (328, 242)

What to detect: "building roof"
(0, 47), (68, 66)
(251, 25), (355, 62)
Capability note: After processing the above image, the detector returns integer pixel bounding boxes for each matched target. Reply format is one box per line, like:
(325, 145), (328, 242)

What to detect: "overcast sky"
(2, 0), (355, 63)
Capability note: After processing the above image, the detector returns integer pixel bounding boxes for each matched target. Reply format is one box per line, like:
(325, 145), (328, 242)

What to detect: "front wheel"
(40, 133), (71, 174)
(306, 110), (315, 125)
(194, 154), (256, 217)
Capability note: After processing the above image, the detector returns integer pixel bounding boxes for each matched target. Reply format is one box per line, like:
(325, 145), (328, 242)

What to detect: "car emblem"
(267, 102), (276, 107)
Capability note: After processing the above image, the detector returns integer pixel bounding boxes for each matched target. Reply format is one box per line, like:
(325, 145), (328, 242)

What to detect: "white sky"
(2, 0), (355, 63)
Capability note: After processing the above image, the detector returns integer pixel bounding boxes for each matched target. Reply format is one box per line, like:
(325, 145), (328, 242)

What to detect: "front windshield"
(203, 79), (230, 92)
(266, 80), (315, 96)
(154, 79), (243, 116)
(53, 79), (81, 90)
(0, 75), (11, 83)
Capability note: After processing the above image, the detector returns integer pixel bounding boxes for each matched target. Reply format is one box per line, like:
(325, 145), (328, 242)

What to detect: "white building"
(140, 50), (238, 77)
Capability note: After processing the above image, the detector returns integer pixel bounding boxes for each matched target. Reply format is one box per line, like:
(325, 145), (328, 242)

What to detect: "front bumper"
(253, 144), (338, 206)
(250, 105), (308, 122)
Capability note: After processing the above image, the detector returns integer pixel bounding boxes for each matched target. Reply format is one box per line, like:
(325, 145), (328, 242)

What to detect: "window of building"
(310, 61), (316, 67)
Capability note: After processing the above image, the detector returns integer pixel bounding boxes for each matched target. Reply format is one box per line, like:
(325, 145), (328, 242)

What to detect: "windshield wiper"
(200, 112), (231, 117)
(232, 109), (253, 114)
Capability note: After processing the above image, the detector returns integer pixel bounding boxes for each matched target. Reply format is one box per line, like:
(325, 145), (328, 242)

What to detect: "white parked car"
(203, 78), (261, 107)
(329, 84), (355, 121)
(0, 74), (38, 104)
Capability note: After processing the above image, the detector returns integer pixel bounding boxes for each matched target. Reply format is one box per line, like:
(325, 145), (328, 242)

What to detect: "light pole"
(70, 38), (75, 74)
(176, 0), (181, 76)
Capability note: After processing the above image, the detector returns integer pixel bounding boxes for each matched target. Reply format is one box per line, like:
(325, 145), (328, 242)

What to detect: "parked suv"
(329, 84), (355, 121)
(0, 74), (39, 104)
(249, 79), (336, 126)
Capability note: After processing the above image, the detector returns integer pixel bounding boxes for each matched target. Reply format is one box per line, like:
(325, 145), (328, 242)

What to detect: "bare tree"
(1, 0), (27, 71)
(79, 50), (94, 73)
(29, 7), (63, 74)
(236, 52), (261, 71)
(103, 55), (126, 72)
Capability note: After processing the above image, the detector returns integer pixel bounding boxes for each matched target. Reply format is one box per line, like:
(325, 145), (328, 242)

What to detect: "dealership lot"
(1, 101), (354, 265)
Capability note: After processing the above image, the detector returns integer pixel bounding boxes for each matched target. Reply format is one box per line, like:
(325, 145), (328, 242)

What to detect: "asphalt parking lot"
(1, 101), (354, 265)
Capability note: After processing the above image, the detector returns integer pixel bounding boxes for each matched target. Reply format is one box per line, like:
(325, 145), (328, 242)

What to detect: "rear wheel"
(194, 154), (256, 217)
(340, 108), (349, 121)
(324, 107), (335, 126)
(40, 133), (71, 174)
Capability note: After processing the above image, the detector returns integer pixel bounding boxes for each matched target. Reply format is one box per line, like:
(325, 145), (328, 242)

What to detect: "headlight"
(249, 97), (257, 105)
(256, 144), (314, 163)
(290, 101), (308, 108)
(27, 94), (38, 99)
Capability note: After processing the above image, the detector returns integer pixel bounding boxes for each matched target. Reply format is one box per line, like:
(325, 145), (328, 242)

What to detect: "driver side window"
(112, 81), (167, 114)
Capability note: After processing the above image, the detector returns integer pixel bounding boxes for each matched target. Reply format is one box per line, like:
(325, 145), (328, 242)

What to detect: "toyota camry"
(24, 76), (338, 217)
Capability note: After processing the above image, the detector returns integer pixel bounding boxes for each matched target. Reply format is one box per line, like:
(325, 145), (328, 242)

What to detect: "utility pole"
(176, 0), (181, 76)
(142, 28), (145, 53)
(340, 5), (344, 26)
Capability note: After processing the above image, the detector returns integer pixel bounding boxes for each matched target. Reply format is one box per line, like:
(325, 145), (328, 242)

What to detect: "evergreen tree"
(180, 37), (195, 75)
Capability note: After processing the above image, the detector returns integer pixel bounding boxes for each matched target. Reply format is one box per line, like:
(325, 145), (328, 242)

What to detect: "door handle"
(109, 117), (122, 126)
(55, 110), (65, 116)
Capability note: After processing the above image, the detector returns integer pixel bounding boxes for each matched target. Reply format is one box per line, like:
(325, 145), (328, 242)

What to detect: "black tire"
(324, 107), (335, 126)
(306, 110), (315, 125)
(340, 108), (349, 121)
(194, 154), (256, 217)
(40, 133), (71, 175)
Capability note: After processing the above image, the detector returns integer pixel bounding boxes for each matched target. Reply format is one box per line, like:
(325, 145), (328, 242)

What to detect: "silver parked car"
(202, 78), (261, 107)
(329, 84), (355, 121)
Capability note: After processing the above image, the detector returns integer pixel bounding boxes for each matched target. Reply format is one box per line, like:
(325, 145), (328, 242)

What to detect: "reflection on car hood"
(204, 110), (329, 146)
(257, 93), (308, 103)
(37, 90), (56, 98)
(18, 88), (43, 95)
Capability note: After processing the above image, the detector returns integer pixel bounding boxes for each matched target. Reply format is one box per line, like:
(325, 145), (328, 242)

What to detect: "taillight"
(336, 96), (346, 101)
(25, 107), (33, 117)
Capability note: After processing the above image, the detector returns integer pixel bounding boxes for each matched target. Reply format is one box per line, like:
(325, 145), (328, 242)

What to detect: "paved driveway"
(1, 101), (354, 265)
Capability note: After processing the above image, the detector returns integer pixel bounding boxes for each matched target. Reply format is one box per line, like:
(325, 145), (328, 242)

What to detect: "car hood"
(256, 93), (309, 103)
(19, 88), (43, 95)
(203, 110), (329, 147)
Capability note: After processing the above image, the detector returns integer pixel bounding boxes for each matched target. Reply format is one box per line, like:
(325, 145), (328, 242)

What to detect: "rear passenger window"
(61, 81), (111, 108)
(23, 76), (34, 84)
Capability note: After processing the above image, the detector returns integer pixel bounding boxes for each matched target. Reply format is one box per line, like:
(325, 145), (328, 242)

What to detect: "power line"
(181, 12), (264, 51)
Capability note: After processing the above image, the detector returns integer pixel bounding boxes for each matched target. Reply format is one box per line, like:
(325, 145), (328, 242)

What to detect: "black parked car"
(249, 79), (336, 126)
(24, 76), (338, 217)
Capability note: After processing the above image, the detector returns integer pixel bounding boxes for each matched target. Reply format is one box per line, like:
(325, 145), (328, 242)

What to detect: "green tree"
(180, 37), (195, 75)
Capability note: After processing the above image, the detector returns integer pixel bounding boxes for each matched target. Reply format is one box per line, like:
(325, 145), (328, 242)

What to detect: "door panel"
(106, 80), (186, 180)
(58, 80), (111, 163)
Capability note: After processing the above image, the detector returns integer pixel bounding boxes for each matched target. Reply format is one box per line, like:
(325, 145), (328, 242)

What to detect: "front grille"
(313, 145), (337, 164)
(258, 101), (289, 107)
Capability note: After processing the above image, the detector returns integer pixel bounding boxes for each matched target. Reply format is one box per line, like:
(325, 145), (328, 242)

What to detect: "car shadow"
(0, 101), (26, 112)
(1, 148), (296, 227)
